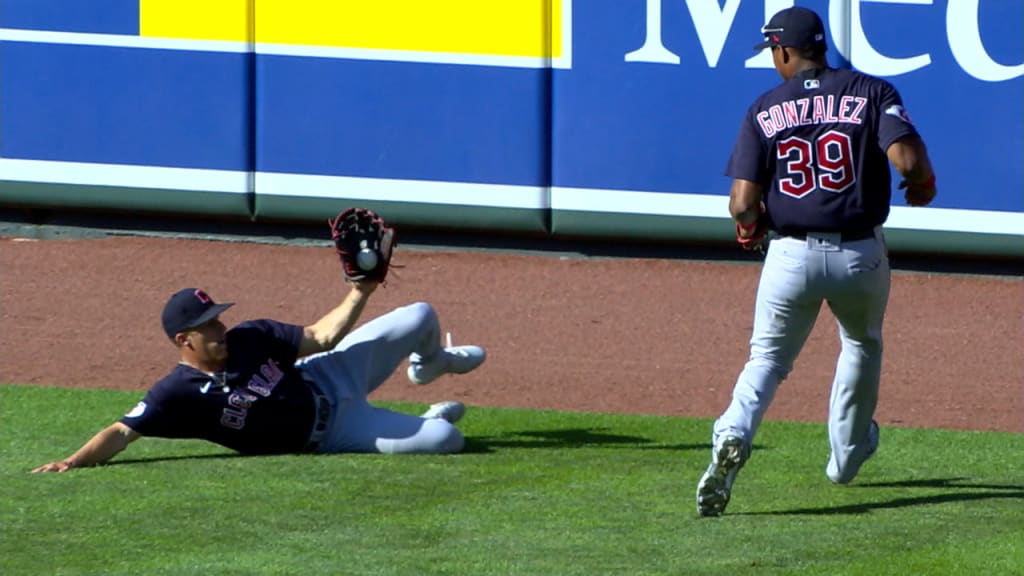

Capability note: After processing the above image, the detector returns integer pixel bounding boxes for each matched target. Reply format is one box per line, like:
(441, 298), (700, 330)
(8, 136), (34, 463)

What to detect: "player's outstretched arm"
(887, 135), (936, 207)
(298, 281), (379, 357)
(32, 422), (141, 473)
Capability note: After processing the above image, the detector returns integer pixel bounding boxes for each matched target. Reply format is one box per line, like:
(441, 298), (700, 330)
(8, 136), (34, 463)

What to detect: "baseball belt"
(303, 380), (332, 453)
(785, 227), (877, 242)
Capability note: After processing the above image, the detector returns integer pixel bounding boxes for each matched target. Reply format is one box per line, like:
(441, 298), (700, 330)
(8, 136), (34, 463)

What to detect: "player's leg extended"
(823, 235), (890, 483)
(301, 302), (443, 397)
(320, 398), (464, 454)
(699, 238), (823, 516)
(714, 237), (823, 445)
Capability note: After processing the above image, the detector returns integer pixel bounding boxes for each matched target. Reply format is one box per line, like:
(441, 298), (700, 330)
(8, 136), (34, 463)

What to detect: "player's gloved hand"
(328, 208), (396, 284)
(899, 173), (936, 207)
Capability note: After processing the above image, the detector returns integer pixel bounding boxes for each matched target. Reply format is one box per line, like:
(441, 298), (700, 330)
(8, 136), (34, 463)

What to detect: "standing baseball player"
(695, 7), (936, 516)
(33, 210), (486, 472)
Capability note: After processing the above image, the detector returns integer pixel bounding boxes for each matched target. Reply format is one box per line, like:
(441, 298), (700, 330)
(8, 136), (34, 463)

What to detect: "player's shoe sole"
(420, 401), (466, 424)
(407, 333), (486, 385)
(696, 436), (749, 517)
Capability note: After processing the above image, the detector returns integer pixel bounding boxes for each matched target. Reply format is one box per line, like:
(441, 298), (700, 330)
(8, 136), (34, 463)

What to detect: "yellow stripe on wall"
(139, 0), (561, 58)
(140, 0), (252, 42)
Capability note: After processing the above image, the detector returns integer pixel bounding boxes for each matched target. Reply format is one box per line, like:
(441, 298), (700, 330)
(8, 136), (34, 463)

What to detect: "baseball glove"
(328, 208), (396, 283)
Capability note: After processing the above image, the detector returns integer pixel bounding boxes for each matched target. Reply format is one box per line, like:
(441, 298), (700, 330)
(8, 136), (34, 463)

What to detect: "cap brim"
(754, 40), (775, 50)
(185, 302), (234, 330)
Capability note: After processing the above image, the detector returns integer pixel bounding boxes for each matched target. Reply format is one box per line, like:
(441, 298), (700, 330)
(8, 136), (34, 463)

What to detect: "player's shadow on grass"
(103, 428), (719, 460)
(463, 428), (707, 453)
(857, 477), (1024, 491)
(742, 477), (1024, 516)
(102, 429), (686, 461)
(105, 453), (248, 466)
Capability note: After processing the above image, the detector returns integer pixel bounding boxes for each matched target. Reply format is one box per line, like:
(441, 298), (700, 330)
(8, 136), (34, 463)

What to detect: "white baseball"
(357, 249), (378, 270)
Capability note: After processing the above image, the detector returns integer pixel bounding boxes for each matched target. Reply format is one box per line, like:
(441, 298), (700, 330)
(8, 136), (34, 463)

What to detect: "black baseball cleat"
(696, 436), (750, 517)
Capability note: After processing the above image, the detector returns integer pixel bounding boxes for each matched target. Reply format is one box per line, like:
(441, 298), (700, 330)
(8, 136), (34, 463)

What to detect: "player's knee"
(422, 419), (464, 454)
(405, 301), (438, 328)
(859, 338), (883, 356)
(745, 355), (793, 381)
(842, 331), (883, 349)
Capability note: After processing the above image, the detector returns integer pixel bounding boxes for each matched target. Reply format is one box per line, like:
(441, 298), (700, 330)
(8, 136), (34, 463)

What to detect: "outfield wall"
(1, 1), (1021, 256)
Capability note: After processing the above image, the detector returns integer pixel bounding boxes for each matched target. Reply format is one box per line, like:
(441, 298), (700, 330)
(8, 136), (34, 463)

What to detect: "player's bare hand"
(32, 460), (75, 473)
(351, 280), (380, 295)
(903, 184), (936, 207)
(899, 176), (936, 207)
(735, 203), (768, 250)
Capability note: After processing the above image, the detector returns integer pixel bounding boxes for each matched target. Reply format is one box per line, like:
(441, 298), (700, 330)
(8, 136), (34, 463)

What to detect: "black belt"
(303, 380), (331, 453)
(785, 228), (876, 242)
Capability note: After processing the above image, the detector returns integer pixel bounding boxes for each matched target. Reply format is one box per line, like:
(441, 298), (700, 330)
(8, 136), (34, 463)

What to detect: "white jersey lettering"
(757, 96), (867, 138)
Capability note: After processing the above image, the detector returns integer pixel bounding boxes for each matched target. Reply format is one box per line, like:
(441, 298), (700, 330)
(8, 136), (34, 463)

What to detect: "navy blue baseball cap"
(161, 288), (234, 339)
(755, 7), (827, 51)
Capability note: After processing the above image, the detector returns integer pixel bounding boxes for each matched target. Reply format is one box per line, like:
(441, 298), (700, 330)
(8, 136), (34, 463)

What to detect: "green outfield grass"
(2, 385), (1022, 576)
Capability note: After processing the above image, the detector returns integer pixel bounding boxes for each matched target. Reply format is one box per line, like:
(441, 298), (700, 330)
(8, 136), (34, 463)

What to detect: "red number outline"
(816, 131), (856, 193)
(776, 130), (857, 198)
(777, 136), (814, 198)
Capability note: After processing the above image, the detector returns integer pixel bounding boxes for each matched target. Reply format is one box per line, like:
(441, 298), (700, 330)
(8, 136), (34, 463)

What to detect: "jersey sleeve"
(119, 388), (176, 436)
(724, 106), (769, 184)
(876, 80), (920, 151)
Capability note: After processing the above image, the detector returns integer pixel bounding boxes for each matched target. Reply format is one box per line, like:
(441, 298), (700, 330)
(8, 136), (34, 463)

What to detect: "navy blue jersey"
(725, 67), (919, 234)
(121, 319), (316, 454)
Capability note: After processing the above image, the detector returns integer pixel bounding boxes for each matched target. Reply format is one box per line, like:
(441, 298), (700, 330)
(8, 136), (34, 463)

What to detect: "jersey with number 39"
(726, 67), (919, 235)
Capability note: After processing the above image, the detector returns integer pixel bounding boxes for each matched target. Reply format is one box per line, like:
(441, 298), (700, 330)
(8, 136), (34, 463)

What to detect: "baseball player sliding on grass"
(696, 7), (936, 516)
(34, 210), (486, 473)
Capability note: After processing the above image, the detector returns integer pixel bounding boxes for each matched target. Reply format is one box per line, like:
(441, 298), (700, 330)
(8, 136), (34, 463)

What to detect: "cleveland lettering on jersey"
(35, 286), (483, 470)
(246, 359), (285, 397)
(219, 359), (286, 431)
(221, 389), (259, 430)
(756, 95), (867, 138)
(121, 319), (315, 454)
